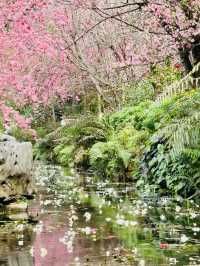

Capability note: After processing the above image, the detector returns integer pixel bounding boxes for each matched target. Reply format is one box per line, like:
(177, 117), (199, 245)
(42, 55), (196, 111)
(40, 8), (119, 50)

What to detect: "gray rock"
(0, 134), (34, 202)
(7, 202), (28, 210)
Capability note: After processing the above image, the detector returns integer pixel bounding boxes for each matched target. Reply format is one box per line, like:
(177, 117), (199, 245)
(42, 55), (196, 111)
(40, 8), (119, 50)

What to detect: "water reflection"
(0, 220), (34, 266)
(1, 164), (200, 265)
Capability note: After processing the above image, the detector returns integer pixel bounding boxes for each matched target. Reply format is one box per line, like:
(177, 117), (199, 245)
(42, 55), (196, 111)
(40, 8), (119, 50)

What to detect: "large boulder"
(0, 134), (34, 202)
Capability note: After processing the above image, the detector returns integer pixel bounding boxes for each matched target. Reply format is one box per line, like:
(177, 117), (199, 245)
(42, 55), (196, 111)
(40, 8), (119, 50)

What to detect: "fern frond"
(158, 112), (200, 155)
(157, 62), (200, 102)
(183, 148), (200, 160)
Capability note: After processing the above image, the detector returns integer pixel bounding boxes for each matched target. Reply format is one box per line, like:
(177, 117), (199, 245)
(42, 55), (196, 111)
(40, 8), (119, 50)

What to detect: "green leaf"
(118, 149), (132, 168)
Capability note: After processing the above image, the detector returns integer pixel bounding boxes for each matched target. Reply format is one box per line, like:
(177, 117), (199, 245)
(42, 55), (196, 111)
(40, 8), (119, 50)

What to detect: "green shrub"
(122, 80), (155, 106)
(54, 143), (75, 166)
(33, 63), (200, 198)
(89, 141), (128, 179)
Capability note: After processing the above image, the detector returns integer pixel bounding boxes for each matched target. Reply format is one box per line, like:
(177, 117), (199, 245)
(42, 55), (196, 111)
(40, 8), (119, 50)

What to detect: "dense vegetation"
(32, 62), (200, 199)
(1, 2), (200, 265)
(0, 0), (200, 199)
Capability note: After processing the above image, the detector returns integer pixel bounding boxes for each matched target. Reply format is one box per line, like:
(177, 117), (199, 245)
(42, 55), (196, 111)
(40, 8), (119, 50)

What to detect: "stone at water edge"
(0, 134), (35, 203)
(8, 212), (29, 221)
(7, 202), (28, 210)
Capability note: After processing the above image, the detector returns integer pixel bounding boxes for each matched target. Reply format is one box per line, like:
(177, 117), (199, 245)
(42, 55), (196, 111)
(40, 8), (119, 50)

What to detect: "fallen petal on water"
(40, 247), (48, 258)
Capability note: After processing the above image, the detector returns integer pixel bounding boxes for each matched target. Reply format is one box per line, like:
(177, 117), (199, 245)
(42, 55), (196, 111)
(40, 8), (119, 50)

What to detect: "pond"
(0, 163), (200, 266)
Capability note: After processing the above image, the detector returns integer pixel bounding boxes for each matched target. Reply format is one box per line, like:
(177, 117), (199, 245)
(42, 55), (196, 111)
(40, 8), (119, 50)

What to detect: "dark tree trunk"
(178, 46), (193, 74)
(178, 43), (200, 88)
(192, 36), (200, 80)
(192, 42), (200, 65)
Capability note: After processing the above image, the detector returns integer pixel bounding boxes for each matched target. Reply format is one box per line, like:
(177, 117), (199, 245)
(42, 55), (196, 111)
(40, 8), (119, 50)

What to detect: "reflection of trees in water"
(33, 206), (84, 266)
(33, 212), (120, 266)
(0, 221), (35, 266)
(34, 219), (73, 266)
(6, 251), (34, 266)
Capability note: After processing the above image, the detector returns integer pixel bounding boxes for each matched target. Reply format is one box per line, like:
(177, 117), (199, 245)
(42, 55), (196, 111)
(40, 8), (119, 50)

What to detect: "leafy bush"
(34, 64), (200, 198)
(88, 125), (149, 180)
(148, 63), (181, 94)
(122, 80), (155, 106)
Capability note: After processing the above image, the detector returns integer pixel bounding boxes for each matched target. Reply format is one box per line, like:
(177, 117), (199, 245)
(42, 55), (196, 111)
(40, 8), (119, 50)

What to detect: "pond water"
(0, 163), (200, 266)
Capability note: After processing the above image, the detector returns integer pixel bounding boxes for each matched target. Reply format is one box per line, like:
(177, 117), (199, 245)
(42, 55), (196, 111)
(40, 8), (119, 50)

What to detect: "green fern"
(117, 149), (132, 168)
(158, 112), (200, 155)
(155, 63), (200, 156)
(183, 148), (200, 161)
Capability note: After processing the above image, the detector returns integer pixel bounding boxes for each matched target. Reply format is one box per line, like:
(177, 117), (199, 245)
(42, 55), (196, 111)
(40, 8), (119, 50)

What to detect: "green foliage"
(148, 63), (181, 94)
(0, 117), (4, 134)
(33, 138), (57, 162)
(88, 88), (200, 196)
(121, 80), (154, 106)
(89, 141), (123, 178)
(158, 62), (200, 101)
(11, 126), (34, 142)
(109, 101), (152, 130)
(54, 144), (75, 166)
(157, 91), (200, 156)
(139, 139), (200, 197)
(33, 63), (200, 198)
(88, 126), (149, 180)
(121, 63), (181, 107)
(33, 115), (113, 167)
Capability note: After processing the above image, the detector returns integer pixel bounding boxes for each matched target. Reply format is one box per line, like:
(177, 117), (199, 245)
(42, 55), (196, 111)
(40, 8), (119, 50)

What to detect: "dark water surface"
(0, 163), (200, 266)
